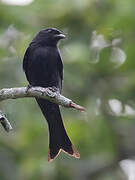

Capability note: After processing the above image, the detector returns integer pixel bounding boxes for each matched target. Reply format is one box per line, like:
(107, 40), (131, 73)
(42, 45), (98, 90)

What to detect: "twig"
(70, 102), (85, 111)
(0, 110), (13, 132)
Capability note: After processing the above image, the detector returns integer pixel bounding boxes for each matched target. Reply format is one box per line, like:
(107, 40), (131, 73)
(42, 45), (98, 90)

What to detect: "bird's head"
(33, 28), (66, 46)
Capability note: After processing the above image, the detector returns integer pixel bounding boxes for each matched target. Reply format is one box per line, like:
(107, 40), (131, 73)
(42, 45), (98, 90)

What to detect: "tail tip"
(72, 145), (80, 159)
(48, 149), (62, 162)
(47, 145), (80, 162)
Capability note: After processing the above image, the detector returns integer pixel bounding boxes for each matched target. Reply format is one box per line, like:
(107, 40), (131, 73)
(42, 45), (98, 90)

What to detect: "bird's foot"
(46, 87), (59, 98)
(48, 86), (59, 93)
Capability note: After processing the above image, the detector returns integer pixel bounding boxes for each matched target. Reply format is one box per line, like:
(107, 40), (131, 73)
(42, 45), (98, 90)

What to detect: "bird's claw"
(46, 87), (58, 97)
(48, 86), (58, 93)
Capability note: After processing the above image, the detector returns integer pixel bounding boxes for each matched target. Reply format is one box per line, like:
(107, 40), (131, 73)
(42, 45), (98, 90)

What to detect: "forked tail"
(36, 98), (80, 162)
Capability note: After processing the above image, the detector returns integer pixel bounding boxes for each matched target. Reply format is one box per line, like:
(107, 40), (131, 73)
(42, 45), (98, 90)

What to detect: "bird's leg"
(26, 84), (33, 93)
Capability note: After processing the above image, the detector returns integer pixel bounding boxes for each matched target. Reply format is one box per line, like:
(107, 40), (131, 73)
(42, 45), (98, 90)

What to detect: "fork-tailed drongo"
(23, 28), (80, 162)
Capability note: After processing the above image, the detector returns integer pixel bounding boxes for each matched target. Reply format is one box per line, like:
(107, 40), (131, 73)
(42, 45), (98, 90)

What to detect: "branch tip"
(70, 102), (85, 112)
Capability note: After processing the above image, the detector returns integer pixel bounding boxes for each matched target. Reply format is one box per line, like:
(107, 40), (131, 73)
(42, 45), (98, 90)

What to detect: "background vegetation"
(0, 0), (135, 179)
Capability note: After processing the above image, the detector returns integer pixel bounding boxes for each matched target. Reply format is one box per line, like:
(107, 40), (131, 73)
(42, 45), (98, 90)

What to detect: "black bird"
(23, 28), (80, 162)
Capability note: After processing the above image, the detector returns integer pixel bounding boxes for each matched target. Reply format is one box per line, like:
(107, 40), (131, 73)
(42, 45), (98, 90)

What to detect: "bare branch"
(0, 86), (85, 132)
(0, 86), (85, 111)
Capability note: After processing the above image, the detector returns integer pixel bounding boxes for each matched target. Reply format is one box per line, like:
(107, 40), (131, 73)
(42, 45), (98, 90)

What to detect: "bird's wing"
(57, 53), (63, 80)
(23, 46), (63, 90)
(56, 53), (63, 91)
(23, 46), (30, 73)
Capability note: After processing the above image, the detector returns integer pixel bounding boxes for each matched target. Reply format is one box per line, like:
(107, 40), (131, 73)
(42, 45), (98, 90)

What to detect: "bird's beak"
(55, 33), (66, 39)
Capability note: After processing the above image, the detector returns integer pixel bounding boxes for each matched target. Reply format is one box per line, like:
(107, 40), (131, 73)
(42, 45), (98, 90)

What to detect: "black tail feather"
(36, 98), (80, 162)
